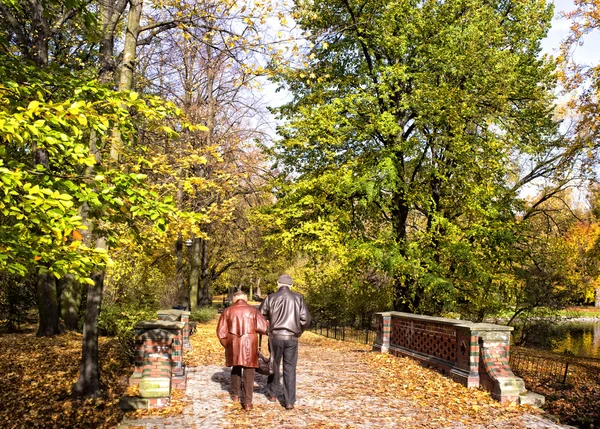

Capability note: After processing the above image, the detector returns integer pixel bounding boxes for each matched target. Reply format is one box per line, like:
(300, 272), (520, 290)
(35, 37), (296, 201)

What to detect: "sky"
(543, 0), (600, 63)
(261, 0), (600, 139)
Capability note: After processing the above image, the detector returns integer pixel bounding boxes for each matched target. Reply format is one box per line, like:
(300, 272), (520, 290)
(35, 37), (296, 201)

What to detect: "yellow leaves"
(0, 331), (129, 428)
(72, 230), (83, 241)
(27, 100), (40, 113)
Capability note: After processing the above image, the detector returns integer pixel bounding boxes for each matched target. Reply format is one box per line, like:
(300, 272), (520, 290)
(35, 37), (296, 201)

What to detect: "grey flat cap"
(277, 274), (293, 286)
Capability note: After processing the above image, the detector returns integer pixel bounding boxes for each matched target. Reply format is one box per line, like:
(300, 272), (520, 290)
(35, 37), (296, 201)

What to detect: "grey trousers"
(266, 337), (299, 406)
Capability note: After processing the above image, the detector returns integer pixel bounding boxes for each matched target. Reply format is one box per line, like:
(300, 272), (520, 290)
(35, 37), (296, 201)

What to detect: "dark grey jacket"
(259, 286), (311, 338)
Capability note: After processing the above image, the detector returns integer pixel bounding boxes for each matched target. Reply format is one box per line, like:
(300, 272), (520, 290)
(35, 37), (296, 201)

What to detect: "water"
(552, 321), (600, 359)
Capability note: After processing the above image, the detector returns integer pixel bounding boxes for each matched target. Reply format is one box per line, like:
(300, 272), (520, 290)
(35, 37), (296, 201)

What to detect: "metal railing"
(309, 318), (376, 345)
(510, 351), (570, 384)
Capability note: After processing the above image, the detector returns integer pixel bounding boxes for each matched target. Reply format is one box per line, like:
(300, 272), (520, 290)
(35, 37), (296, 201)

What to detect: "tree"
(0, 0), (101, 336)
(130, 0), (275, 310)
(559, 0), (600, 171)
(265, 0), (565, 315)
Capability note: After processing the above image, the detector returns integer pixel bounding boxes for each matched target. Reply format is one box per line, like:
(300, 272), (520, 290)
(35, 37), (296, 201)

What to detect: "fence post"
(562, 362), (569, 384)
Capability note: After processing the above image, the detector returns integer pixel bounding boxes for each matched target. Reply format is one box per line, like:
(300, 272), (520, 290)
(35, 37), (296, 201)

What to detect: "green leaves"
(267, 0), (560, 315)
(0, 53), (189, 281)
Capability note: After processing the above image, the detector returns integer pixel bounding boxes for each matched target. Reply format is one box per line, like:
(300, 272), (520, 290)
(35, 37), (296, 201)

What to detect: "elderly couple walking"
(216, 274), (311, 411)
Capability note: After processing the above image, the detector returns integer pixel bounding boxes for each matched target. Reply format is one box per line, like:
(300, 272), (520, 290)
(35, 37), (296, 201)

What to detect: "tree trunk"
(175, 234), (186, 306)
(189, 236), (200, 311)
(72, 265), (105, 398)
(118, 0), (142, 92)
(256, 278), (262, 298)
(98, 1), (125, 84)
(36, 271), (61, 336)
(30, 0), (50, 67)
(72, 0), (140, 397)
(33, 128), (61, 335)
(198, 238), (212, 307)
(60, 274), (83, 331)
(596, 288), (600, 308)
(391, 184), (414, 312)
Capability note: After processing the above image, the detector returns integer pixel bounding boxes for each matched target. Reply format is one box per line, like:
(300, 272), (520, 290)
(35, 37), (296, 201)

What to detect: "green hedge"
(189, 307), (217, 323)
(98, 304), (156, 361)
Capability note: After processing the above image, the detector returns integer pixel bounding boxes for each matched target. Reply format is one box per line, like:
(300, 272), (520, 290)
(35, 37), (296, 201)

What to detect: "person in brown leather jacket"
(258, 274), (311, 410)
(217, 290), (268, 411)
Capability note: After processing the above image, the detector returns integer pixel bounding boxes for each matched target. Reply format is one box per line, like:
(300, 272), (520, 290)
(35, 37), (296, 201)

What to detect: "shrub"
(190, 307), (217, 323)
(98, 304), (156, 361)
(0, 273), (37, 332)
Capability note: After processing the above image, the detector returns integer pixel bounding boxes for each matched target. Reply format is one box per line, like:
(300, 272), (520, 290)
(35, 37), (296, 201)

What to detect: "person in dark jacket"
(217, 290), (269, 411)
(258, 274), (311, 410)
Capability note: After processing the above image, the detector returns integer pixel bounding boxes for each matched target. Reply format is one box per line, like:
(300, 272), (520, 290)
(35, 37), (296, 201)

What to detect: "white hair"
(233, 292), (248, 302)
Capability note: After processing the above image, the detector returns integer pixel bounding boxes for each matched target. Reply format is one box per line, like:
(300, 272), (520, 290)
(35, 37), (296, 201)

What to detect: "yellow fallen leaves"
(184, 320), (224, 367)
(0, 328), (130, 429)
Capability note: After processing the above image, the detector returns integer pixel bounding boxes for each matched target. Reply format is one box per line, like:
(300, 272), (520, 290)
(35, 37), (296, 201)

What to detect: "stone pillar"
(373, 312), (391, 353)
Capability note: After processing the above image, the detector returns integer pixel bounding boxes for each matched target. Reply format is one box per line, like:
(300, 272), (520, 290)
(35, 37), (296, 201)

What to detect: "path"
(118, 333), (575, 429)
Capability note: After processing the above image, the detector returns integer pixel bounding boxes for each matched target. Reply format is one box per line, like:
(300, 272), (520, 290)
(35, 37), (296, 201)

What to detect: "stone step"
(519, 391), (545, 408)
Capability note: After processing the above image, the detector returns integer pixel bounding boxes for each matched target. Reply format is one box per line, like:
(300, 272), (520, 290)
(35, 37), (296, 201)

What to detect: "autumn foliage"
(0, 329), (129, 429)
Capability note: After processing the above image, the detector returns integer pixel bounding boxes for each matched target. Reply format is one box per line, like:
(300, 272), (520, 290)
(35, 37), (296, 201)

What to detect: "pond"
(552, 321), (600, 359)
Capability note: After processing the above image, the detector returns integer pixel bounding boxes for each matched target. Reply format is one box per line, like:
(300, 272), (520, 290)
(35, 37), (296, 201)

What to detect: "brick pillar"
(451, 324), (480, 388)
(477, 329), (525, 403)
(180, 311), (191, 349)
(170, 328), (184, 376)
(373, 312), (391, 353)
(157, 309), (192, 349)
(130, 328), (146, 383)
(130, 320), (185, 387)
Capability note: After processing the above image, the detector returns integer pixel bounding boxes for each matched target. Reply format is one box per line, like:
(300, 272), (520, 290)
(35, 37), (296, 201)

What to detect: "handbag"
(257, 334), (275, 376)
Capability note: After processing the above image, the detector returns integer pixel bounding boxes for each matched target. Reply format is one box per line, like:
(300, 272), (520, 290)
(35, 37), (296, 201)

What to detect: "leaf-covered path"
(119, 323), (573, 429)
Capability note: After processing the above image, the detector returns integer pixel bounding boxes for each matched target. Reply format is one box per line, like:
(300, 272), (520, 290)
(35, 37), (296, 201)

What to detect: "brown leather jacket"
(259, 286), (311, 339)
(216, 300), (268, 368)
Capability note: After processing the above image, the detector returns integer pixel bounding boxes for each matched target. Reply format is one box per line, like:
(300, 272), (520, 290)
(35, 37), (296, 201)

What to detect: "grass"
(560, 306), (600, 318)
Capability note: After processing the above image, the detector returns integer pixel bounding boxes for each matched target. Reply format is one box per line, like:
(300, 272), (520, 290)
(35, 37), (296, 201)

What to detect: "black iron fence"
(510, 351), (570, 384)
(308, 315), (376, 345)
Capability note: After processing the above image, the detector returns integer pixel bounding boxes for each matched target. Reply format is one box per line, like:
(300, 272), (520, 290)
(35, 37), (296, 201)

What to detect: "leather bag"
(257, 335), (275, 376)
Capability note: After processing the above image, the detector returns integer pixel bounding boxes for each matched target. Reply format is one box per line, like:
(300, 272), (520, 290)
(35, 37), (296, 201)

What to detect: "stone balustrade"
(373, 312), (543, 405)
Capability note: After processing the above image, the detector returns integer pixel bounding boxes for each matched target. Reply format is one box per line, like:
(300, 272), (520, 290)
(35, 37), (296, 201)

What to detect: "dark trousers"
(266, 337), (299, 406)
(231, 366), (255, 404)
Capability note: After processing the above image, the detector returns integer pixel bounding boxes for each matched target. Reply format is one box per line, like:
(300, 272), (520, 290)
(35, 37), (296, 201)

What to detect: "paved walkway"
(118, 334), (574, 429)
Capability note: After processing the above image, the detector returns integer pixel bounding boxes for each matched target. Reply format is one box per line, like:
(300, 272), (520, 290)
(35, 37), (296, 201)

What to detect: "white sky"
(261, 0), (600, 141)
(543, 0), (600, 63)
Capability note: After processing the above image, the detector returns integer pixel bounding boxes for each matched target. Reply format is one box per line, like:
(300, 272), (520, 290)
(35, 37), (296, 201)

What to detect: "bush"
(0, 272), (37, 332)
(190, 307), (217, 323)
(98, 304), (156, 361)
